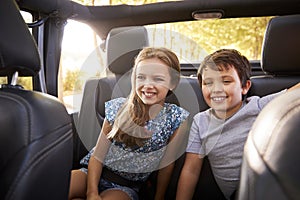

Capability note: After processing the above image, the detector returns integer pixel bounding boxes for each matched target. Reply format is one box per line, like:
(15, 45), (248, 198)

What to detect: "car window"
(59, 16), (272, 113)
(146, 17), (272, 62)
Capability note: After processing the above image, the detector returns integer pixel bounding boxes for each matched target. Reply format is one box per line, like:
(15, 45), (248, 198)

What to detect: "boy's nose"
(211, 82), (224, 92)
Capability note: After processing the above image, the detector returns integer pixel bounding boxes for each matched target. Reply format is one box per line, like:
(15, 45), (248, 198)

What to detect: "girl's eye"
(137, 75), (145, 80)
(154, 77), (164, 82)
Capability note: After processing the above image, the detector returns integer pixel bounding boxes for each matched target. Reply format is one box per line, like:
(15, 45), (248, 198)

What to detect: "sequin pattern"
(81, 97), (189, 182)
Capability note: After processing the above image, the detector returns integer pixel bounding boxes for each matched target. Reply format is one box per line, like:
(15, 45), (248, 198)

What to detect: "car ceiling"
(17, 0), (300, 39)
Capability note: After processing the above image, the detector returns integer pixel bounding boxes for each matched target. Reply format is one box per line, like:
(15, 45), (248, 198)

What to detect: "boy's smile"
(201, 65), (251, 119)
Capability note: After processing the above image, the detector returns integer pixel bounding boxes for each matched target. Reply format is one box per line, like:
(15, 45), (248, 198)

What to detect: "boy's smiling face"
(201, 65), (251, 119)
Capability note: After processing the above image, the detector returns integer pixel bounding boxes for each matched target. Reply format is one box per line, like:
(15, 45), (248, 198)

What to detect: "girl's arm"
(158, 120), (189, 168)
(154, 163), (174, 200)
(86, 119), (112, 200)
(155, 120), (189, 199)
(86, 156), (103, 200)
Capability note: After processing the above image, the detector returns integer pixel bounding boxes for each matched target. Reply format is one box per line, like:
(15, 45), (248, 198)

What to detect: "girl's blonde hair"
(107, 47), (180, 147)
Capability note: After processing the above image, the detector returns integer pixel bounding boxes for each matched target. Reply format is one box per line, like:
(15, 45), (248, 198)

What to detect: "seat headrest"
(0, 0), (40, 76)
(106, 26), (149, 75)
(261, 15), (300, 75)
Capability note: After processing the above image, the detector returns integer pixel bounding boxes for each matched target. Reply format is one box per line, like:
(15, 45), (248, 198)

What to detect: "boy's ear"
(242, 80), (252, 95)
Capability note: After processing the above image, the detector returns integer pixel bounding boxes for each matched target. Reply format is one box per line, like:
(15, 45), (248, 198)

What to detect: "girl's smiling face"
(135, 58), (174, 106)
(201, 65), (251, 119)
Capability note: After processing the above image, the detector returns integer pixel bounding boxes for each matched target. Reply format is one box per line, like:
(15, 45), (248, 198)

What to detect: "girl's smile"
(135, 58), (174, 106)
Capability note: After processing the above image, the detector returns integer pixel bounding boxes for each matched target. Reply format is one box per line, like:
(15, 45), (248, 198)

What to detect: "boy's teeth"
(212, 97), (225, 101)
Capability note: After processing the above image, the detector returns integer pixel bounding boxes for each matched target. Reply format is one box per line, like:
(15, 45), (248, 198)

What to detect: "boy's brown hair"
(197, 49), (251, 88)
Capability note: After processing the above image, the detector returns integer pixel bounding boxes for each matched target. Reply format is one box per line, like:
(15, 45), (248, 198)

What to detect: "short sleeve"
(168, 104), (189, 132)
(186, 113), (203, 154)
(105, 97), (127, 125)
(186, 112), (210, 157)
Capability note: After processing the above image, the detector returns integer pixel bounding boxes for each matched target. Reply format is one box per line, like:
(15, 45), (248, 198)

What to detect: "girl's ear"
(242, 80), (252, 95)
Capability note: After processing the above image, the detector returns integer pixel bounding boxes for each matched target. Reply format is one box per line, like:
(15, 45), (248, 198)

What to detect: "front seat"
(0, 0), (73, 199)
(237, 14), (300, 200)
(237, 89), (300, 200)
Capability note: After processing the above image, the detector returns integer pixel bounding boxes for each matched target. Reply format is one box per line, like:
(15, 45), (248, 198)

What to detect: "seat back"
(237, 14), (300, 200)
(248, 14), (300, 97)
(238, 89), (300, 200)
(0, 1), (73, 199)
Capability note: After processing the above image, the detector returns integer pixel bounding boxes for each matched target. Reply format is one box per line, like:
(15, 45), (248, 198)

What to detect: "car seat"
(248, 14), (300, 97)
(0, 0), (73, 199)
(237, 88), (300, 200)
(237, 14), (300, 200)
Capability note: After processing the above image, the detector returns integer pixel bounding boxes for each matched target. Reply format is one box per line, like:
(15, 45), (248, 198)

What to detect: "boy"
(176, 49), (300, 200)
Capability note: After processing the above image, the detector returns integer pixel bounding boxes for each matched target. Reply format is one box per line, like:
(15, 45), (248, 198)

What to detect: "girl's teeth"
(145, 92), (154, 97)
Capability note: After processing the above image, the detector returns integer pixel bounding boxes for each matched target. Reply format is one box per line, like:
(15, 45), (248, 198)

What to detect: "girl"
(69, 47), (189, 200)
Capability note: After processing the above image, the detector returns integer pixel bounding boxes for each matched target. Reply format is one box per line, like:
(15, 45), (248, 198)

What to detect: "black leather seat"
(237, 14), (300, 200)
(237, 89), (300, 200)
(248, 14), (300, 97)
(0, 0), (73, 199)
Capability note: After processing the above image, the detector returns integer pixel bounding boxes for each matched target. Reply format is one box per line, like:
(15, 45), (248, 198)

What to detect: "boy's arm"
(176, 152), (203, 200)
(287, 82), (300, 92)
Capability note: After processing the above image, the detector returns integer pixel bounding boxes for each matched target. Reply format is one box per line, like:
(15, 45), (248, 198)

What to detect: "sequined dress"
(80, 97), (189, 182)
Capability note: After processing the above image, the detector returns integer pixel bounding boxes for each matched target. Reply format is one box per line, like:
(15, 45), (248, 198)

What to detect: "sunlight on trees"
(70, 0), (271, 60)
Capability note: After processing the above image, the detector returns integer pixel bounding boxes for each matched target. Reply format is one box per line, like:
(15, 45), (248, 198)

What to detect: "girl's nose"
(143, 79), (155, 88)
(144, 83), (154, 89)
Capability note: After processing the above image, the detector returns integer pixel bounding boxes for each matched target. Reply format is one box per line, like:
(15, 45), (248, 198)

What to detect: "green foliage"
(63, 69), (84, 93)
(17, 77), (32, 90)
(0, 77), (32, 90)
(0, 77), (6, 85)
(171, 17), (272, 60)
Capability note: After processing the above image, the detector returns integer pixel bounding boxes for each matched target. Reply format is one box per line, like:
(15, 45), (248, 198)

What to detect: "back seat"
(72, 14), (300, 198)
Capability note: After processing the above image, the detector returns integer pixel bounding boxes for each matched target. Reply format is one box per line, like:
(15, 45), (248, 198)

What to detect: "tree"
(171, 17), (271, 60)
(63, 69), (84, 93)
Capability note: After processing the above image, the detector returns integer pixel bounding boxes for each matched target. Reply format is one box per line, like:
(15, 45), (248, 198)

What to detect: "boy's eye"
(203, 81), (213, 86)
(223, 80), (232, 84)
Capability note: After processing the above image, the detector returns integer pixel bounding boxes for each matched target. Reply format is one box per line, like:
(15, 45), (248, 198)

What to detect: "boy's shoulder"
(193, 108), (211, 120)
